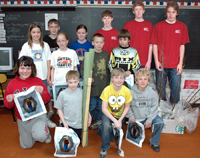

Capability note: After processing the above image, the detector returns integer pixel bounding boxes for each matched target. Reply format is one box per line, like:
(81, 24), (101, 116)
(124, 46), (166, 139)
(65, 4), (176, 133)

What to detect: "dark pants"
(60, 123), (82, 141)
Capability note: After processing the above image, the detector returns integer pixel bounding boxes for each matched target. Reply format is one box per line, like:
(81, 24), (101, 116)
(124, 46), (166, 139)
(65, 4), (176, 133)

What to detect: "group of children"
(3, 1), (189, 158)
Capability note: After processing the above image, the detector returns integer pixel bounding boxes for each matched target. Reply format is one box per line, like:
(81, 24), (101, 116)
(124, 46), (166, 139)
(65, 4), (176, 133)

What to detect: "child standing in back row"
(94, 10), (119, 58)
(69, 24), (94, 78)
(43, 19), (60, 124)
(50, 32), (79, 84)
(19, 23), (56, 128)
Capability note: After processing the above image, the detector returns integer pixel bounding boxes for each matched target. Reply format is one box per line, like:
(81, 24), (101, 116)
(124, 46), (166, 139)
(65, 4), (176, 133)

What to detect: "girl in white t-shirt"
(19, 23), (56, 128)
(19, 23), (51, 83)
(50, 32), (79, 84)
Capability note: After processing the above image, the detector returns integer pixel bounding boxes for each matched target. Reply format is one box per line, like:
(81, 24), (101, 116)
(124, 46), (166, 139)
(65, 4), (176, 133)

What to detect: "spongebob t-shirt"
(100, 84), (132, 119)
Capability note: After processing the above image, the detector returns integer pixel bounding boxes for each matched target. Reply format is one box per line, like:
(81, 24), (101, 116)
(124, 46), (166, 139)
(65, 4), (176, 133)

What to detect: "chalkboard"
(1, 7), (200, 69)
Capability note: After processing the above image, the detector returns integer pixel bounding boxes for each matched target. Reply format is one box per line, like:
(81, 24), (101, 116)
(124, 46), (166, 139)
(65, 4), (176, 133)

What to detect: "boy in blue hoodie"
(126, 68), (164, 152)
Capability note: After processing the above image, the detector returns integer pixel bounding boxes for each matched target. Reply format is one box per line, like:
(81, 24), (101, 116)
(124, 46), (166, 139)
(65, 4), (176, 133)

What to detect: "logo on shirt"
(139, 102), (146, 106)
(144, 27), (149, 32)
(57, 56), (72, 67)
(120, 50), (130, 56)
(111, 36), (117, 40)
(175, 30), (181, 34)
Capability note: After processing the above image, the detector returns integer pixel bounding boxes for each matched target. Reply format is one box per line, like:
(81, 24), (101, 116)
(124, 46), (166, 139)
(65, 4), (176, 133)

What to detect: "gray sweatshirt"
(126, 84), (159, 124)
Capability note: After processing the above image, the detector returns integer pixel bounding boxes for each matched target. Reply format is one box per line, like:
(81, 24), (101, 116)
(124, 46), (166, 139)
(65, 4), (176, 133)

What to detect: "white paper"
(112, 123), (124, 157)
(125, 74), (134, 89)
(45, 13), (58, 30)
(54, 127), (80, 157)
(14, 86), (47, 121)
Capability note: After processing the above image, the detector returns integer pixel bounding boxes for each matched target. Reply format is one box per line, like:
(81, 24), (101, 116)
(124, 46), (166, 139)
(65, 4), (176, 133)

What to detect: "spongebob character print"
(100, 83), (132, 119)
(109, 46), (141, 74)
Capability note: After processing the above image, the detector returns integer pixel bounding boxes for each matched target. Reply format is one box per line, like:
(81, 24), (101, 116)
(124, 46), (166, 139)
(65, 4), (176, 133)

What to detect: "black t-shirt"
(43, 35), (59, 53)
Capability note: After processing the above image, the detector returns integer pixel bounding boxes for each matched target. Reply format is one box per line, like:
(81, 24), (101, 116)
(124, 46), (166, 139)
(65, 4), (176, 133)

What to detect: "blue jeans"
(156, 68), (181, 104)
(141, 115), (164, 145)
(89, 96), (102, 122)
(100, 114), (113, 150)
(42, 80), (49, 107)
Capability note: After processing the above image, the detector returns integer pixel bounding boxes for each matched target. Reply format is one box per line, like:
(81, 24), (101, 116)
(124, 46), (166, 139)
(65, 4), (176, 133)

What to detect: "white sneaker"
(47, 119), (56, 128)
(47, 110), (54, 119)
(45, 134), (52, 143)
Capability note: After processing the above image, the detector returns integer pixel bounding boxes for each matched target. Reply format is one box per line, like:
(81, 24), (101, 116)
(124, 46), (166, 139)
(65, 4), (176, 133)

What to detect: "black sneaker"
(99, 150), (108, 158)
(151, 144), (160, 152)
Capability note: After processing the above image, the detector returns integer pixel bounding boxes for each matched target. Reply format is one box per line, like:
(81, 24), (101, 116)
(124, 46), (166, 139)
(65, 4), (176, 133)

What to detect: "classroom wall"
(1, 6), (200, 69)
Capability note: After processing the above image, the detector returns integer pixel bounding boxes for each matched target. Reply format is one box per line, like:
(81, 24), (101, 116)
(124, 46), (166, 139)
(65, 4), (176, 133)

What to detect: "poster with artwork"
(126, 121), (145, 148)
(52, 83), (68, 103)
(14, 86), (46, 122)
(54, 127), (80, 157)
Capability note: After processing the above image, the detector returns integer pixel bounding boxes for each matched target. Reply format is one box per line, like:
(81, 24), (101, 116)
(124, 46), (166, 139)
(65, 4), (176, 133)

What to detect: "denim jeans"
(100, 114), (113, 150)
(140, 115), (164, 145)
(89, 96), (102, 122)
(42, 79), (48, 107)
(156, 68), (181, 104)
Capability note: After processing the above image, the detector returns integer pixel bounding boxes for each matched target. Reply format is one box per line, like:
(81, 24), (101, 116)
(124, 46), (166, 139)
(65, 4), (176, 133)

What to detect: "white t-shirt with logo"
(19, 42), (51, 80)
(51, 48), (79, 84)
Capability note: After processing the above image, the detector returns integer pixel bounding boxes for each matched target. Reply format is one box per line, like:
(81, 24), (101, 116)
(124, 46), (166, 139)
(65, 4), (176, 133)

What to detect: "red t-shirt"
(3, 76), (51, 120)
(94, 28), (119, 57)
(124, 19), (153, 66)
(151, 20), (190, 68)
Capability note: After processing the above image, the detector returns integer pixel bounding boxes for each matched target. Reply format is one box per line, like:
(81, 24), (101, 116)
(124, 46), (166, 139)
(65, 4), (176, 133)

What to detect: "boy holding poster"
(54, 70), (92, 141)
(126, 69), (164, 152)
(99, 68), (132, 158)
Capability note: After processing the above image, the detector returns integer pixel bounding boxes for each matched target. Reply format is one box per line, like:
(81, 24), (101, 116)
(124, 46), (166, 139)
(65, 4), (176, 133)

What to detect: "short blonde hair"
(66, 70), (80, 81)
(135, 68), (151, 82)
(111, 68), (126, 79)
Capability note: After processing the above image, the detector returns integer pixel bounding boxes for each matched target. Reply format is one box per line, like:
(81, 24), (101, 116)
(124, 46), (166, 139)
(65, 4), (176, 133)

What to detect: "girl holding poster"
(3, 56), (51, 149)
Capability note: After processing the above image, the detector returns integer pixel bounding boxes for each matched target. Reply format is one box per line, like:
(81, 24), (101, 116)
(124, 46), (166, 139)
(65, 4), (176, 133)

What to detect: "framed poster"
(14, 86), (46, 121)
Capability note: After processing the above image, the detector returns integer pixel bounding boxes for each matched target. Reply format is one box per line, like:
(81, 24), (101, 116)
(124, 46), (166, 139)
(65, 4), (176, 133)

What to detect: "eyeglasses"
(57, 40), (67, 43)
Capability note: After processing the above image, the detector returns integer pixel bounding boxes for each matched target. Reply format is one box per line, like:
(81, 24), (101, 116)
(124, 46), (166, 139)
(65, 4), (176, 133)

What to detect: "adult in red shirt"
(151, 1), (190, 104)
(94, 10), (119, 58)
(4, 56), (51, 149)
(124, 1), (153, 70)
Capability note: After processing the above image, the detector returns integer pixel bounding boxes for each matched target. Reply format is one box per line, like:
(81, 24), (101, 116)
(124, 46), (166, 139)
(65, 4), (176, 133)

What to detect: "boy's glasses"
(57, 40), (67, 43)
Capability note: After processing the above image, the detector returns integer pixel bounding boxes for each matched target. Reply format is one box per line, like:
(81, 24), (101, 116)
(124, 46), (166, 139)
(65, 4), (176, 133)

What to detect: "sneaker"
(151, 144), (160, 152)
(47, 110), (54, 119)
(99, 150), (108, 158)
(47, 119), (56, 128)
(89, 120), (101, 130)
(45, 134), (52, 143)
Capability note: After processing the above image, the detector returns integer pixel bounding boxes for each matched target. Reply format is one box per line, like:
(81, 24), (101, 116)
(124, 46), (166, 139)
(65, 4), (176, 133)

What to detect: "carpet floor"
(0, 107), (200, 158)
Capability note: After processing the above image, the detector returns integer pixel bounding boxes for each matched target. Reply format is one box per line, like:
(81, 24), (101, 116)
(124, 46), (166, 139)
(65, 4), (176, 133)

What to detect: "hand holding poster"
(14, 86), (47, 121)
(112, 123), (124, 157)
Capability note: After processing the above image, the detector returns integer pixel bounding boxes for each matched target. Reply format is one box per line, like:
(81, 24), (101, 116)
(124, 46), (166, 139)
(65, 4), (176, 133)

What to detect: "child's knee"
(19, 136), (34, 149)
(102, 122), (111, 132)
(32, 121), (49, 142)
